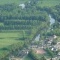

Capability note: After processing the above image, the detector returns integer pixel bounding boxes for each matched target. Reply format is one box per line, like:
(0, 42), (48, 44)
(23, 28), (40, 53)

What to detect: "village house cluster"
(9, 35), (60, 60)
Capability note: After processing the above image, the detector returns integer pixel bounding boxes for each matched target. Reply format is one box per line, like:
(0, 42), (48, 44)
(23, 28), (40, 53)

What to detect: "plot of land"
(0, 0), (29, 5)
(0, 31), (25, 58)
(37, 0), (60, 7)
(35, 49), (46, 54)
(0, 32), (20, 38)
(0, 38), (23, 59)
(0, 39), (21, 49)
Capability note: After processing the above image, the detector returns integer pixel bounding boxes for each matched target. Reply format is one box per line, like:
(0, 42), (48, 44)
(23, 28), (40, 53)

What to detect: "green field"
(0, 31), (24, 59)
(0, 31), (25, 59)
(0, 32), (19, 38)
(0, 39), (21, 53)
(0, 0), (29, 5)
(0, 31), (29, 49)
(0, 38), (24, 59)
(0, 39), (21, 49)
(0, 0), (60, 7)
(37, 0), (60, 7)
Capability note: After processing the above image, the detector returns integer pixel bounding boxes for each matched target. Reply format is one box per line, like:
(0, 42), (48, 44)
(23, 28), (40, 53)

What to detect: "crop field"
(0, 31), (24, 58)
(0, 39), (24, 59)
(0, 39), (21, 49)
(37, 0), (60, 7)
(0, 32), (24, 48)
(0, 19), (41, 50)
(0, 32), (20, 38)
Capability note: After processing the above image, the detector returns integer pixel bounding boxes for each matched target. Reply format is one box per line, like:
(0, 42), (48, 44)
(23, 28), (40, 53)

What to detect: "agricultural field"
(0, 30), (25, 59)
(0, 39), (21, 52)
(0, 35), (24, 59)
(0, 39), (21, 49)
(37, 0), (60, 7)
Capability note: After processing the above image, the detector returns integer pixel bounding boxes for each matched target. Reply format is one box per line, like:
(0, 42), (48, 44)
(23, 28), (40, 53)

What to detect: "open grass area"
(0, 31), (25, 57)
(0, 39), (21, 49)
(0, 32), (22, 38)
(0, 38), (24, 59)
(0, 30), (30, 38)
(0, 0), (29, 5)
(37, 0), (60, 7)
(0, 0), (60, 7)
(0, 31), (24, 58)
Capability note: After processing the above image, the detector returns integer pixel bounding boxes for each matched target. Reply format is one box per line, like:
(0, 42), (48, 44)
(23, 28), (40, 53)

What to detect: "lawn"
(37, 0), (60, 7)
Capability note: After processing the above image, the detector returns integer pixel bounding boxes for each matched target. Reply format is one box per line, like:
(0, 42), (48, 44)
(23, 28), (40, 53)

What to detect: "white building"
(9, 56), (21, 60)
(19, 4), (25, 9)
(9, 57), (21, 60)
(53, 35), (57, 39)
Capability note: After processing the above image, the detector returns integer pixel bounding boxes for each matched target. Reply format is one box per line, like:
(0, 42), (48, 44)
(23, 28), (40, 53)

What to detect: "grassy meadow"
(37, 0), (60, 7)
(0, 0), (60, 7)
(0, 39), (20, 49)
(0, 31), (24, 58)
(0, 0), (29, 5)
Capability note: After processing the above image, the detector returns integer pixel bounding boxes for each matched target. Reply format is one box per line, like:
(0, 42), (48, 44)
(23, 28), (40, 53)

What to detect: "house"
(30, 45), (38, 49)
(9, 58), (21, 60)
(51, 47), (58, 51)
(53, 35), (57, 39)
(52, 57), (57, 60)
(9, 56), (21, 60)
(55, 54), (60, 60)
(19, 4), (25, 9)
(18, 49), (29, 57)
(54, 42), (60, 49)
(47, 57), (57, 60)
(57, 51), (60, 59)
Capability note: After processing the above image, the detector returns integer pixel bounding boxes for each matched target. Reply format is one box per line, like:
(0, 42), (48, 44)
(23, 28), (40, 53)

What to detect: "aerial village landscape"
(0, 0), (60, 60)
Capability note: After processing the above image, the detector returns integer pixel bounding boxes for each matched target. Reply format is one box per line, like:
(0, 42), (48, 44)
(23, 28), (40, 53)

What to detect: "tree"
(40, 56), (46, 60)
